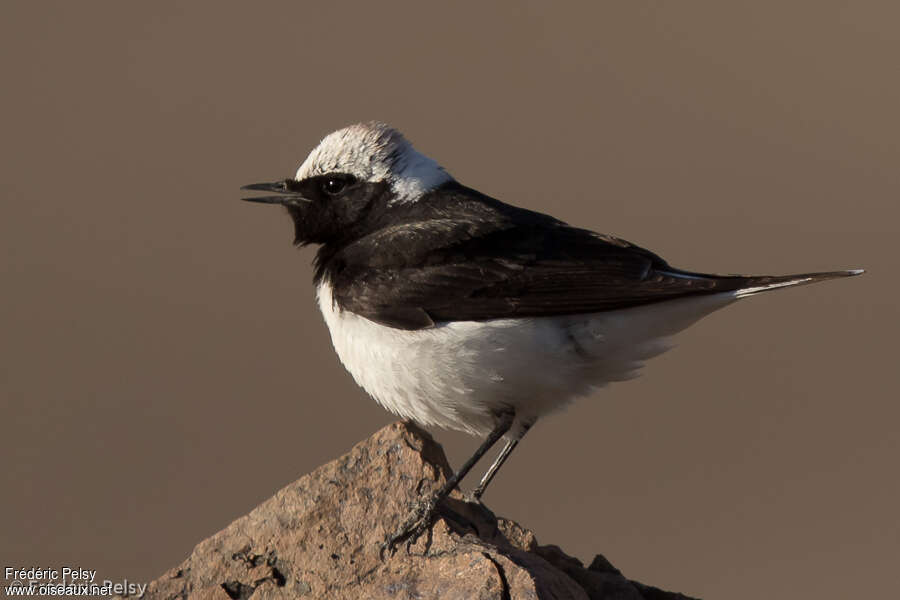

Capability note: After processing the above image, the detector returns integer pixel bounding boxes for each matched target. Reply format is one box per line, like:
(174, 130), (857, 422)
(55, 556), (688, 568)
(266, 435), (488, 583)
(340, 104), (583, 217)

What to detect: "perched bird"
(242, 122), (862, 552)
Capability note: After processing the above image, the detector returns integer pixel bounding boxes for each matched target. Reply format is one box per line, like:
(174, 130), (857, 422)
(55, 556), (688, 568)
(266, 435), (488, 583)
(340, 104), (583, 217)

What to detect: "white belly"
(316, 283), (736, 436)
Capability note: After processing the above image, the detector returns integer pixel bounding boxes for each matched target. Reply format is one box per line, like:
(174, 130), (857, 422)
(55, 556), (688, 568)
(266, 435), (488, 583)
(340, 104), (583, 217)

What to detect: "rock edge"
(130, 422), (699, 600)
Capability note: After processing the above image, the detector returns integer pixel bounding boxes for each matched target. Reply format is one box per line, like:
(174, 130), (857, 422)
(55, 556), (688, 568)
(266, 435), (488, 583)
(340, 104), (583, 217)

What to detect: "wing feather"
(329, 221), (750, 329)
(319, 183), (846, 330)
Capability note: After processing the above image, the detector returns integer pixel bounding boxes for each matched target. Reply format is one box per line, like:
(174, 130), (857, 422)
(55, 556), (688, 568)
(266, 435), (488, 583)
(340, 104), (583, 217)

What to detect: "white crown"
(295, 122), (453, 202)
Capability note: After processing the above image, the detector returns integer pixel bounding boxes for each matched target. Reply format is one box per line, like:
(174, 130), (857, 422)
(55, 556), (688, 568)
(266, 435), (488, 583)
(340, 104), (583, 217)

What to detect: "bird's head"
(242, 122), (453, 246)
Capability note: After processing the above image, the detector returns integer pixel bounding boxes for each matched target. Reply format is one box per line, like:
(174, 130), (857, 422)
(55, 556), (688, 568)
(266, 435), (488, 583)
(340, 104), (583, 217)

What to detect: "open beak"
(241, 180), (310, 206)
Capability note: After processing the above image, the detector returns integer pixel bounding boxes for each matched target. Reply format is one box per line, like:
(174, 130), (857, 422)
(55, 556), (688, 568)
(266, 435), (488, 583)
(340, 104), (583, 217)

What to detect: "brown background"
(1, 2), (897, 598)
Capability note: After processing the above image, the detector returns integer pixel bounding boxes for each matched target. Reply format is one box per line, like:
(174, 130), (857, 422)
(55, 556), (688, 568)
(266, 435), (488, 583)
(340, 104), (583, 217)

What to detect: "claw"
(380, 497), (438, 559)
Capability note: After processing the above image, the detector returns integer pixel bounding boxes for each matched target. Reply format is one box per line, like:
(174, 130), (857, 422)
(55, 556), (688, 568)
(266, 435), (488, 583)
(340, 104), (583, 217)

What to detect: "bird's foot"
(380, 496), (439, 559)
(441, 495), (498, 538)
(462, 490), (484, 505)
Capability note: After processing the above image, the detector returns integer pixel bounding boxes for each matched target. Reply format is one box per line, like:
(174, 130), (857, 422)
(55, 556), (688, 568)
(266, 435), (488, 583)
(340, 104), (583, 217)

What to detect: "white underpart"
(295, 122), (452, 202)
(317, 282), (751, 437)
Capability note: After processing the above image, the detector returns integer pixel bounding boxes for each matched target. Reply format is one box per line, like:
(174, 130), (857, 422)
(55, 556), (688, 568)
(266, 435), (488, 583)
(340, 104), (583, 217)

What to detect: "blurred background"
(1, 2), (897, 598)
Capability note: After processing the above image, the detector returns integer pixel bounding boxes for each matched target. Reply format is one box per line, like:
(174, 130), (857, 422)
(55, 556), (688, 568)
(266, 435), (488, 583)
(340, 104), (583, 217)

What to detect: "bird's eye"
(322, 177), (348, 196)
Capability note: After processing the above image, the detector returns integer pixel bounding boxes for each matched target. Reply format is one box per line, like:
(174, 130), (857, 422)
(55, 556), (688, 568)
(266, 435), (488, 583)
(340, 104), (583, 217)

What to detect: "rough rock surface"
(133, 422), (699, 599)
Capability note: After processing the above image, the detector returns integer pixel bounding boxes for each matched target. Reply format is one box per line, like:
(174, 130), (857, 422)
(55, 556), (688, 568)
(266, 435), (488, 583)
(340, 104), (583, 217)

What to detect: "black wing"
(320, 184), (806, 330)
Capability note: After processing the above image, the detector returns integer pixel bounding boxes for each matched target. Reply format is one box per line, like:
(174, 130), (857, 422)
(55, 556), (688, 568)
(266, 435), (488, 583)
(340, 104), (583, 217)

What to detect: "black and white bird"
(242, 121), (862, 551)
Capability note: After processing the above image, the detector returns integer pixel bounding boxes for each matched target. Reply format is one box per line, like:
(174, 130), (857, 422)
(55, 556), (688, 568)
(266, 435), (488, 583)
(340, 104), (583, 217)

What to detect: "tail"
(732, 269), (865, 298)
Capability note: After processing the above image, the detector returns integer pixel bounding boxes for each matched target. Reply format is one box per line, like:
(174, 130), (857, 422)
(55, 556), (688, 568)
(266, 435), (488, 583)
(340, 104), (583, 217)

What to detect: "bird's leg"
(381, 410), (515, 557)
(470, 420), (532, 501)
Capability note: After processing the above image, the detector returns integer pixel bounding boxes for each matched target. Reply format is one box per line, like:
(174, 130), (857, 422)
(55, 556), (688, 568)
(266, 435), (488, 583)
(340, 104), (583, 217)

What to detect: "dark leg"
(471, 420), (532, 500)
(382, 411), (515, 556)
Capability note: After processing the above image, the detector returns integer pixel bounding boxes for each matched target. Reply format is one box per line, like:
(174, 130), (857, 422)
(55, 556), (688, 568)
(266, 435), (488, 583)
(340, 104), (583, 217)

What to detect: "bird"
(241, 121), (863, 553)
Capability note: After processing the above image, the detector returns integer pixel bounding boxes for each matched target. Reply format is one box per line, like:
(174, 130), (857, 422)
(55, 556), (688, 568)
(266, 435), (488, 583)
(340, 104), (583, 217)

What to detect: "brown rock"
(130, 422), (699, 600)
